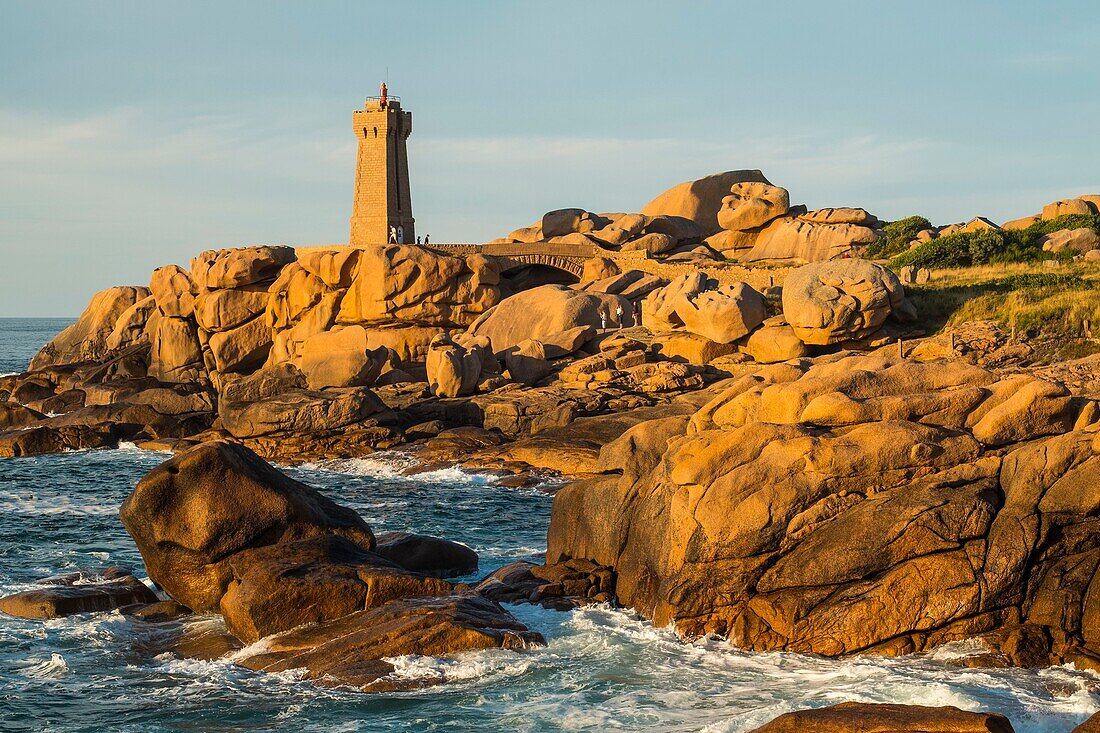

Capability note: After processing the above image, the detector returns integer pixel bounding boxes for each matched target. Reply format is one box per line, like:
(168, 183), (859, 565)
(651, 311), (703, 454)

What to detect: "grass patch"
(903, 263), (1100, 362)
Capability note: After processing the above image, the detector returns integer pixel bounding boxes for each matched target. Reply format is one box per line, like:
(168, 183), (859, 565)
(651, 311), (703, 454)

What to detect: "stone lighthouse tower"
(349, 83), (414, 246)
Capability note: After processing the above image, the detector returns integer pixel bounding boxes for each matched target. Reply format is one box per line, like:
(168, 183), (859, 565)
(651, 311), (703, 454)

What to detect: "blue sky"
(2, 1), (1098, 315)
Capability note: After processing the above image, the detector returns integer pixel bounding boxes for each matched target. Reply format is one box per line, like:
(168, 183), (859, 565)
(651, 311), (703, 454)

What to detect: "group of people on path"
(598, 300), (641, 329)
(387, 226), (429, 246)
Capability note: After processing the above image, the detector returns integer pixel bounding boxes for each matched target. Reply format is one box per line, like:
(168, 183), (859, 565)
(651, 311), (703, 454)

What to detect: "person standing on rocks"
(416, 235), (422, 245)
(424, 233), (430, 245)
(389, 225), (398, 244)
(615, 303), (624, 328)
(599, 308), (608, 330)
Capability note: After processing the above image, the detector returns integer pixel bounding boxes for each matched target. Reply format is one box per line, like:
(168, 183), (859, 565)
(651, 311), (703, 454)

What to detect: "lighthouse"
(349, 83), (415, 246)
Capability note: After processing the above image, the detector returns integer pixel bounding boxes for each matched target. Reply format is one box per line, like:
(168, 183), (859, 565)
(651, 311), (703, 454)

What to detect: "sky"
(1, 1), (1099, 316)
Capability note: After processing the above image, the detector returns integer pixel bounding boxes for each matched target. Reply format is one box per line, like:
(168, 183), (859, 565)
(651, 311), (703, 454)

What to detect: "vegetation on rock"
(890, 214), (1100, 269)
(865, 215), (932, 259)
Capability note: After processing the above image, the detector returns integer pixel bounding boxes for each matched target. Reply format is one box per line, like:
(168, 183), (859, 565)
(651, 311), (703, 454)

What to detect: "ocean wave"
(380, 648), (535, 688)
(303, 452), (493, 484)
(117, 440), (173, 455)
(0, 490), (117, 516)
(17, 652), (69, 680)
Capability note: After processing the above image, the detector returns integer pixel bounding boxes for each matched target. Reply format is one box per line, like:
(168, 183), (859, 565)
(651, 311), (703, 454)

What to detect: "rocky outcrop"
(150, 265), (197, 318)
(336, 245), (501, 328)
(31, 286), (151, 369)
(107, 442), (543, 693)
(545, 350), (1100, 663)
(292, 326), (387, 389)
(741, 216), (881, 262)
(373, 532), (478, 578)
(1041, 227), (1100, 254)
(641, 170), (772, 234)
(705, 180), (881, 262)
(747, 703), (1014, 733)
(190, 245), (295, 290)
(1042, 196), (1099, 219)
(737, 318), (807, 363)
(781, 259), (908, 344)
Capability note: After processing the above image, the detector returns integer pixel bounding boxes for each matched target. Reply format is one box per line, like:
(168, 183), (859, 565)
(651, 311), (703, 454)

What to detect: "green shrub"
(993, 214), (1100, 264)
(888, 230), (1003, 269)
(997, 273), (1093, 290)
(866, 215), (932, 259)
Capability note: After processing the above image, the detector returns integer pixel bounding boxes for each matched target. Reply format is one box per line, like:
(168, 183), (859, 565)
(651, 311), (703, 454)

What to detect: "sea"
(1, 316), (1098, 732)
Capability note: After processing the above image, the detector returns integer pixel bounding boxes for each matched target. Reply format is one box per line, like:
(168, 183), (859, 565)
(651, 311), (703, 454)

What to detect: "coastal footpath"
(2, 171), (1100, 730)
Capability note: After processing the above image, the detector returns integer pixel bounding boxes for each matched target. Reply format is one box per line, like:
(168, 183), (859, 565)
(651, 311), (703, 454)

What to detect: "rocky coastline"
(4, 173), (1100, 730)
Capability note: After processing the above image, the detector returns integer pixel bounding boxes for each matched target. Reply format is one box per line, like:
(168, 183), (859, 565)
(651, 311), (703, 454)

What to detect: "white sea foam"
(0, 490), (116, 516)
(380, 649), (534, 687)
(304, 452), (495, 485)
(116, 440), (172, 455)
(19, 652), (69, 679)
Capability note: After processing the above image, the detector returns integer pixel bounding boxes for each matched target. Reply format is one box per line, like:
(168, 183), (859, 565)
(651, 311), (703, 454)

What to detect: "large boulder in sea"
(31, 286), (151, 369)
(236, 594), (545, 692)
(781, 259), (907, 344)
(640, 170), (772, 235)
(218, 534), (454, 643)
(467, 284), (626, 354)
(545, 351), (1100, 663)
(119, 440), (376, 611)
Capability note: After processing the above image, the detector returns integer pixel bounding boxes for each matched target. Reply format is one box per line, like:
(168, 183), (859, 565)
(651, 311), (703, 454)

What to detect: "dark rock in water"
(0, 423), (120, 457)
(236, 594), (544, 692)
(373, 531), (478, 578)
(34, 566), (135, 585)
(219, 535), (453, 643)
(747, 702), (1014, 732)
(130, 614), (243, 661)
(0, 402), (45, 430)
(168, 620), (244, 661)
(475, 559), (613, 610)
(0, 572), (157, 619)
(121, 599), (192, 623)
(119, 440), (375, 612)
